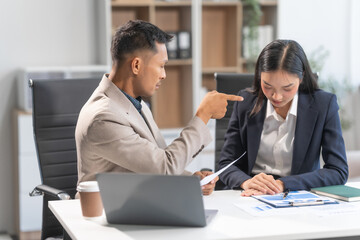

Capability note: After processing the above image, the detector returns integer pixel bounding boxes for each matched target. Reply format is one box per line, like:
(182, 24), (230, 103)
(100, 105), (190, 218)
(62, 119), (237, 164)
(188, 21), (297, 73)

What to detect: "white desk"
(49, 182), (360, 240)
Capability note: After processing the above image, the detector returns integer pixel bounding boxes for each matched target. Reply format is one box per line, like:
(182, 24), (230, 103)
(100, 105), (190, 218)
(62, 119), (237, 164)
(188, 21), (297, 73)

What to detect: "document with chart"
(252, 190), (338, 208)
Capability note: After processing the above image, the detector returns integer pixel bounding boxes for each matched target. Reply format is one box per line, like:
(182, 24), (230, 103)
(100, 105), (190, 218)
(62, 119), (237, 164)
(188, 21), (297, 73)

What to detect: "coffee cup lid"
(77, 181), (100, 192)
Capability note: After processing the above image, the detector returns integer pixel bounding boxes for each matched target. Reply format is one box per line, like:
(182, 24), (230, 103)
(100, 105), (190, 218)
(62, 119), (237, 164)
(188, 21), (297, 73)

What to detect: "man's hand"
(240, 173), (284, 197)
(196, 91), (244, 124)
(193, 171), (219, 195)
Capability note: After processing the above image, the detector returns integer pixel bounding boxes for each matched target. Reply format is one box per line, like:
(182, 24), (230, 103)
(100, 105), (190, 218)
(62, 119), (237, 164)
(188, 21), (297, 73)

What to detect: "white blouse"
(252, 92), (298, 177)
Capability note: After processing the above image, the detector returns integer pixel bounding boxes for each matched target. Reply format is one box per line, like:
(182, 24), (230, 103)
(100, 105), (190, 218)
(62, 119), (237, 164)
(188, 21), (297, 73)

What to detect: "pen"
(283, 189), (289, 199)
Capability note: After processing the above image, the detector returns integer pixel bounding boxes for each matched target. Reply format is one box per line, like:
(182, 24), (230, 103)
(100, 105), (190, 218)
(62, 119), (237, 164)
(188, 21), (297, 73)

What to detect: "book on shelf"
(311, 185), (360, 202)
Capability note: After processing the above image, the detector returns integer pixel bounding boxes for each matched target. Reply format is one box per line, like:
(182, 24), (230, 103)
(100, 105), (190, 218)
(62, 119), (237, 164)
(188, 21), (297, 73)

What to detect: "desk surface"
(49, 182), (360, 240)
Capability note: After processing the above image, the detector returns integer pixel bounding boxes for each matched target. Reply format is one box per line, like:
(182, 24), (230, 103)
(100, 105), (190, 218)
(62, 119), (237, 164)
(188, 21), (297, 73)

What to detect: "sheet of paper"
(234, 202), (300, 217)
(236, 200), (360, 218)
(200, 151), (246, 186)
(302, 202), (360, 217)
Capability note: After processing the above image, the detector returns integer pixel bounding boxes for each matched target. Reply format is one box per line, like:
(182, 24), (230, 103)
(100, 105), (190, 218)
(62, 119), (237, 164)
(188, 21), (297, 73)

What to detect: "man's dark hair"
(111, 20), (173, 64)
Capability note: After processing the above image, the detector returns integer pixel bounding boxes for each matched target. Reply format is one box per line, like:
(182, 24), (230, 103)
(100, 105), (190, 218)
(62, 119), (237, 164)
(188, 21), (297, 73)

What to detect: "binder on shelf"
(166, 32), (178, 60)
(178, 31), (191, 59)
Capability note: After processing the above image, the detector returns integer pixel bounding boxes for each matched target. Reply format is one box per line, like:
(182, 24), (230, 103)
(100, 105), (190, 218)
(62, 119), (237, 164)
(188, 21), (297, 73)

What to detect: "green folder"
(311, 185), (360, 202)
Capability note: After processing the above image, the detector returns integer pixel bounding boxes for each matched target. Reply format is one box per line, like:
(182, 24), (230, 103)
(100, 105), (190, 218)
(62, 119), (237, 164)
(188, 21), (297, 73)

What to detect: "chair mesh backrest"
(215, 73), (253, 190)
(31, 78), (100, 239)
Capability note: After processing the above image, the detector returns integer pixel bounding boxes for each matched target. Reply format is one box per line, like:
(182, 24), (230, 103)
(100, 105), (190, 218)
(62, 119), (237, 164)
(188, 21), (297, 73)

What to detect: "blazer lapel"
(292, 92), (318, 174)
(141, 102), (167, 148)
(247, 100), (266, 172)
(126, 101), (157, 143)
(100, 76), (157, 144)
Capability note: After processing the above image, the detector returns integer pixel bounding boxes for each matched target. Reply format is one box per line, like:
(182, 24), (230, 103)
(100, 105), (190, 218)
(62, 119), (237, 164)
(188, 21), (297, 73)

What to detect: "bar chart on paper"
(252, 191), (338, 208)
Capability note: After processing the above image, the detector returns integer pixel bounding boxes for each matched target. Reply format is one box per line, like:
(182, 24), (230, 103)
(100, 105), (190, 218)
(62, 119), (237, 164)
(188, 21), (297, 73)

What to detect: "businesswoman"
(219, 39), (348, 196)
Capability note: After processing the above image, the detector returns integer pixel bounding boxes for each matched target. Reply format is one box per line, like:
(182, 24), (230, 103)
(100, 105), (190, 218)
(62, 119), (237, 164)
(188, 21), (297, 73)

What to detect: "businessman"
(75, 20), (243, 195)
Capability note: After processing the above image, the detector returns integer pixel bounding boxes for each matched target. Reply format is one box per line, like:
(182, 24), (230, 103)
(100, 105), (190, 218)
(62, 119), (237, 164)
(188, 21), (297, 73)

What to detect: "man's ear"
(131, 57), (141, 75)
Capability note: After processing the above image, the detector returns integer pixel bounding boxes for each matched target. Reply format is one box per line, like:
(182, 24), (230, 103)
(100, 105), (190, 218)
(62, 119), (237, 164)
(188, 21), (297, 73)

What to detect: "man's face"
(133, 42), (168, 98)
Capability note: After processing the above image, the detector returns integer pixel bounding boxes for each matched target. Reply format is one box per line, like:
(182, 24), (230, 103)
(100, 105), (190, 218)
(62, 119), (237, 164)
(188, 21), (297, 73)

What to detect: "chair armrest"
(29, 184), (71, 200)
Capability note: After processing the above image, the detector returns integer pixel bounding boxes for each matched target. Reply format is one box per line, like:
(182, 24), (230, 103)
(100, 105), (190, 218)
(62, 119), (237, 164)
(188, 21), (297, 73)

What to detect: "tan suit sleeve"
(86, 115), (211, 175)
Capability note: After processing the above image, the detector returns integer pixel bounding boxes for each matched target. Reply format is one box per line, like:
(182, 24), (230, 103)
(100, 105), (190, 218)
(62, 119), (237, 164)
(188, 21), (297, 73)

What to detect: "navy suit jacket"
(219, 89), (348, 190)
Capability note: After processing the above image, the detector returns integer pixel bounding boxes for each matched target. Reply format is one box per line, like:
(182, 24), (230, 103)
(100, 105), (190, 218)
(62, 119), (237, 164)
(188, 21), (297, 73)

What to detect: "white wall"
(350, 0), (360, 85)
(278, 0), (360, 86)
(0, 0), (109, 234)
(278, 0), (360, 150)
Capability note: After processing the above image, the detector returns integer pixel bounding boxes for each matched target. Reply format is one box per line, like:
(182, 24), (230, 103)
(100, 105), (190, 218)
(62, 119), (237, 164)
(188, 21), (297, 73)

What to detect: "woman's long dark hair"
(250, 39), (319, 116)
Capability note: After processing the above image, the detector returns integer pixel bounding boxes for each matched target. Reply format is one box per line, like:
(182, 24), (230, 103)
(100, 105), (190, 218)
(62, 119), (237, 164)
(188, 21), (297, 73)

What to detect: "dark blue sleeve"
(219, 92), (252, 189)
(280, 94), (348, 190)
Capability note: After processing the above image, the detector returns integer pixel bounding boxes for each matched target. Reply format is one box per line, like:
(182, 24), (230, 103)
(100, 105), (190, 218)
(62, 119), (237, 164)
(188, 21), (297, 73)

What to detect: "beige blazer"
(76, 75), (212, 183)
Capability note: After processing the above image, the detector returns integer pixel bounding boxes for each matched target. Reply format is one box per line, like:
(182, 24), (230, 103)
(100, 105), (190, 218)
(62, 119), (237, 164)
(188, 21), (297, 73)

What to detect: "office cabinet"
(13, 111), (42, 240)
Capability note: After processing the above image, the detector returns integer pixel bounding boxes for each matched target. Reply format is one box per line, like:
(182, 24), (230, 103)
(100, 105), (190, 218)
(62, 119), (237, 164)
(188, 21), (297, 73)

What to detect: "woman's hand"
(240, 173), (284, 197)
(193, 171), (219, 195)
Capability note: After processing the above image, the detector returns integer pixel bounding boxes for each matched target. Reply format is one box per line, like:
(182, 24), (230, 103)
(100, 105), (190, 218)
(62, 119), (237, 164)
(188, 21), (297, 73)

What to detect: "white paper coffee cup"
(77, 181), (103, 218)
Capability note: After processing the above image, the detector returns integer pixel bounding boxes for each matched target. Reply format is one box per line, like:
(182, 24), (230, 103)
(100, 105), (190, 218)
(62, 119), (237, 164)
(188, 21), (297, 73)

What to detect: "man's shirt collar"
(120, 89), (142, 114)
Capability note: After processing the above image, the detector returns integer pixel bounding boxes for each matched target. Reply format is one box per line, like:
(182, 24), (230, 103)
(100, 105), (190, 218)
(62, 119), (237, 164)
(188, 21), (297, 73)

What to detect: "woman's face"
(260, 70), (301, 115)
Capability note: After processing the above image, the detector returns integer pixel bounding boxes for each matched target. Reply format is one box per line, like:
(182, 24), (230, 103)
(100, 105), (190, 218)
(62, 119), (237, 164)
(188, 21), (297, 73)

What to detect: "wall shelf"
(167, 59), (193, 66)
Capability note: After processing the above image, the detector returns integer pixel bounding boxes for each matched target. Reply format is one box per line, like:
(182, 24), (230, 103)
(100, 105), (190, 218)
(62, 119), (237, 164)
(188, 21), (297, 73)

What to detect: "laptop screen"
(96, 173), (216, 227)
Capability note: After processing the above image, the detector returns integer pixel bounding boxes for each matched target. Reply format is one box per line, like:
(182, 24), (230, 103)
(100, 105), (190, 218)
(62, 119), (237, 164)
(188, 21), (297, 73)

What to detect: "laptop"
(96, 172), (218, 227)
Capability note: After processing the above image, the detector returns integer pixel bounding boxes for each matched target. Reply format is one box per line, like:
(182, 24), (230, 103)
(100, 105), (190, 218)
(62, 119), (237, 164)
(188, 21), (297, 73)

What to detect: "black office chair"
(29, 78), (100, 240)
(214, 73), (254, 190)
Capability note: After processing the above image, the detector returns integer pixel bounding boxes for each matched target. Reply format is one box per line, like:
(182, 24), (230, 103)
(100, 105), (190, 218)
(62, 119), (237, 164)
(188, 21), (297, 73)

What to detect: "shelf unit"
(201, 1), (242, 91)
(153, 1), (193, 128)
(110, 0), (278, 128)
(202, 0), (278, 91)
